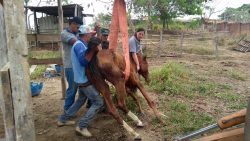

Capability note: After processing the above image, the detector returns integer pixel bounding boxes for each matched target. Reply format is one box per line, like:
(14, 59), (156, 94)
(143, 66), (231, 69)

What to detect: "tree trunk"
(162, 18), (166, 30)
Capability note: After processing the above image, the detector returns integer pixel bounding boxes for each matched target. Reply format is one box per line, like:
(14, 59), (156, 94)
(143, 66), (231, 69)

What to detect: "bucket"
(30, 82), (43, 97)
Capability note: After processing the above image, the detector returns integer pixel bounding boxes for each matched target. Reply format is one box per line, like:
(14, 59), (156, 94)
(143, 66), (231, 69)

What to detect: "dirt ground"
(1, 44), (250, 141)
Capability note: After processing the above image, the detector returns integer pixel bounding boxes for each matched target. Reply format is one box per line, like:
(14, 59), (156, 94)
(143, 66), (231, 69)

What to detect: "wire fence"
(141, 31), (232, 59)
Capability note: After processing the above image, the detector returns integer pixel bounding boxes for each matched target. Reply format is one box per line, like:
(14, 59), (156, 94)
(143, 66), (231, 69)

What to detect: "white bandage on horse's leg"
(127, 111), (144, 127)
(122, 120), (140, 138)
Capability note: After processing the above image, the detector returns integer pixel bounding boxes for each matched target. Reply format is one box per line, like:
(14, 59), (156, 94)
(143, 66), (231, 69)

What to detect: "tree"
(219, 4), (250, 23)
(94, 13), (112, 28)
(133, 0), (204, 30)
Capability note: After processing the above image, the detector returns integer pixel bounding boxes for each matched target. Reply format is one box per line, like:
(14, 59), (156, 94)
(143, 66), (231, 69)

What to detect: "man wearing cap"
(58, 25), (104, 137)
(100, 28), (110, 49)
(61, 17), (82, 111)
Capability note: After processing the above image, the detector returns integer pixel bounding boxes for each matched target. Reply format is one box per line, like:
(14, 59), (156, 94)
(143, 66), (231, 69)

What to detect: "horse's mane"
(88, 52), (102, 78)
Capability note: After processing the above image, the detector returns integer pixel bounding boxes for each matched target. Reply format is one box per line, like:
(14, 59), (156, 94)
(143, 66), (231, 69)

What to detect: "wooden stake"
(0, 4), (16, 141)
(57, 0), (66, 99)
(3, 0), (36, 140)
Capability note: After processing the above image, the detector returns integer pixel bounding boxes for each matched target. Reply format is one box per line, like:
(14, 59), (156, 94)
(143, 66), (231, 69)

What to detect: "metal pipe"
(174, 123), (219, 141)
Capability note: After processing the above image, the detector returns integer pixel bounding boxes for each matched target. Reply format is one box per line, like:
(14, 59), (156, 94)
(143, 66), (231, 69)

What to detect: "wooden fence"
(141, 31), (230, 58)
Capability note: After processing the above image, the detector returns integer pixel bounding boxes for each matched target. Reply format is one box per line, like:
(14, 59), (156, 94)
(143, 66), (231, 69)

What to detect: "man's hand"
(136, 65), (140, 71)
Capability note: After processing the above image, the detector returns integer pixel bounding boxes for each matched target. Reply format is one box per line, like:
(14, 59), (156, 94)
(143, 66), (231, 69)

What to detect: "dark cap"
(101, 28), (110, 36)
(69, 17), (83, 25)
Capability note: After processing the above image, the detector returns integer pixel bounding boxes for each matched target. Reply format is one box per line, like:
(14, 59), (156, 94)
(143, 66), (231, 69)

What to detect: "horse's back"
(96, 50), (126, 70)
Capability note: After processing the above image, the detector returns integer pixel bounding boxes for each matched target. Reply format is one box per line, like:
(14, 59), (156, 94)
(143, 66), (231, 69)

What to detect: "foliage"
(94, 13), (112, 28)
(132, 0), (204, 29)
(218, 4), (250, 23)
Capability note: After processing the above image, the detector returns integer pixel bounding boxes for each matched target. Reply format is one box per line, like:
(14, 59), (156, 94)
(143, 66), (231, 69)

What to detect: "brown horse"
(86, 49), (163, 140)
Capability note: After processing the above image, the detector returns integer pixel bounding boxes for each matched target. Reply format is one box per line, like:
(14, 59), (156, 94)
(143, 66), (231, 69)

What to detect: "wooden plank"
(3, 0), (36, 141)
(194, 128), (244, 141)
(36, 34), (60, 42)
(58, 0), (66, 99)
(26, 34), (36, 42)
(0, 4), (16, 141)
(28, 58), (63, 65)
(0, 63), (16, 141)
(0, 3), (7, 69)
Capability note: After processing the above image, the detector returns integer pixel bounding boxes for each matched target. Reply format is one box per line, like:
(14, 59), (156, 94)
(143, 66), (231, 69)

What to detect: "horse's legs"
(136, 81), (165, 124)
(113, 80), (128, 113)
(92, 76), (141, 139)
(113, 79), (144, 127)
(126, 88), (143, 113)
(128, 72), (165, 124)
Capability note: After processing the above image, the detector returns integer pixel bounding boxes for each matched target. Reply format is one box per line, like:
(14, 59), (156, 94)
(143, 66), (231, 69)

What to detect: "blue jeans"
(59, 85), (104, 128)
(64, 68), (78, 111)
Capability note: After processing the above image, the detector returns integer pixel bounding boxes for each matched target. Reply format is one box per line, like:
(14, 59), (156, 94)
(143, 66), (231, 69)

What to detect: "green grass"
(149, 63), (226, 98)
(183, 47), (214, 55)
(163, 101), (214, 137)
(29, 51), (61, 59)
(30, 65), (47, 80)
(148, 62), (246, 138)
(29, 51), (61, 79)
(229, 69), (246, 81)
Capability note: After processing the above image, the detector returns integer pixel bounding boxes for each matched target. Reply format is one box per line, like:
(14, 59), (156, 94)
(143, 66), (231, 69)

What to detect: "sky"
(77, 0), (250, 24)
(28, 0), (250, 26)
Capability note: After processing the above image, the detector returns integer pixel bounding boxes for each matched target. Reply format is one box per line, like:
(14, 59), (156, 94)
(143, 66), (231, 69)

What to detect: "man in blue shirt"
(58, 25), (104, 137)
(61, 17), (82, 111)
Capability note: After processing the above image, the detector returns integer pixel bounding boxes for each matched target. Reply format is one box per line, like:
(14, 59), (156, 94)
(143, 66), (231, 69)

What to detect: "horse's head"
(86, 37), (102, 61)
(137, 54), (150, 83)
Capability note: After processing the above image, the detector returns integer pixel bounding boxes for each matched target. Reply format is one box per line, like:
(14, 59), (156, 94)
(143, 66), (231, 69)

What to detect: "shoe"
(75, 126), (92, 137)
(57, 120), (75, 127)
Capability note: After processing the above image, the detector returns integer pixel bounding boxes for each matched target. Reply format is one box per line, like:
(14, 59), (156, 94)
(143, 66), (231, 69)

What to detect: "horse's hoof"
(134, 134), (142, 140)
(136, 121), (144, 127)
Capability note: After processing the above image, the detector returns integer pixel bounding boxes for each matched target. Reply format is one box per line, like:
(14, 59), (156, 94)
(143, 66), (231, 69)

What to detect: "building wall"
(38, 16), (68, 33)
(204, 22), (250, 35)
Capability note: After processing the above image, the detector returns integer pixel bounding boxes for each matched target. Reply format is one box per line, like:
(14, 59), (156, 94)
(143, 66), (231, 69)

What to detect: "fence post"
(157, 31), (163, 58)
(214, 35), (219, 59)
(3, 0), (36, 140)
(180, 32), (184, 56)
(0, 3), (16, 141)
(57, 0), (66, 99)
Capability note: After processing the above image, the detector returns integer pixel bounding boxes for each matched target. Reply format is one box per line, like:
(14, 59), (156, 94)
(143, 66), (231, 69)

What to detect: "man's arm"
(132, 53), (140, 71)
(61, 31), (77, 45)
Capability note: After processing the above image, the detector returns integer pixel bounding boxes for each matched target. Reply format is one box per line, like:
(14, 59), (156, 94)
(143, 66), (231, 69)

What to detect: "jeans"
(59, 85), (104, 128)
(64, 68), (78, 111)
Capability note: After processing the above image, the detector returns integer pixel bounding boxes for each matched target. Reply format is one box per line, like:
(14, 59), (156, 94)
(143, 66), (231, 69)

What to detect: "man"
(61, 17), (82, 111)
(58, 25), (104, 137)
(100, 28), (110, 49)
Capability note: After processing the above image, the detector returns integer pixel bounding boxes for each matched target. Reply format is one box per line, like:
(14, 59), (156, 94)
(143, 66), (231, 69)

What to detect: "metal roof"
(25, 4), (93, 17)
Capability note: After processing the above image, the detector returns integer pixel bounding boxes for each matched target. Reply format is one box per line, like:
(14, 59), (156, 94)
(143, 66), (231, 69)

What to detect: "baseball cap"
(101, 28), (110, 36)
(69, 17), (83, 25)
(78, 25), (96, 35)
